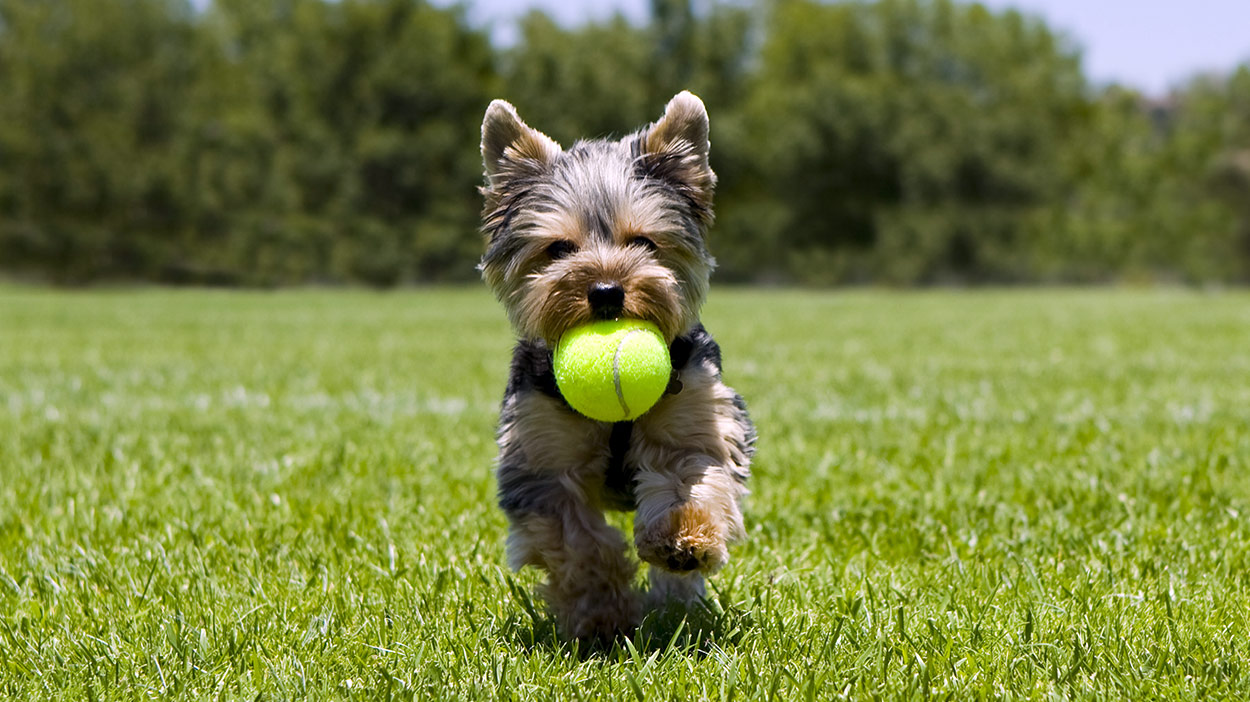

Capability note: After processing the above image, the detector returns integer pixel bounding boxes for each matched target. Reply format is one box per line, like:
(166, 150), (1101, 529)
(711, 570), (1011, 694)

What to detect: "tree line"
(1, 0), (1248, 286)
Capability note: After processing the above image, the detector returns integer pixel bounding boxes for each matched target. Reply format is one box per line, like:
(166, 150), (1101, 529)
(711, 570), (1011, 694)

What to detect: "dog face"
(478, 92), (717, 345)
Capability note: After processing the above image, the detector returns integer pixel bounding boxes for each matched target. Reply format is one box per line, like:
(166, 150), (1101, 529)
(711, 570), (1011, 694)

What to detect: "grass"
(1, 286), (1249, 700)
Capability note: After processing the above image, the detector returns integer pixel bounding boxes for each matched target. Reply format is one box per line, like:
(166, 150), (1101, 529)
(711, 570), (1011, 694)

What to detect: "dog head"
(478, 91), (717, 345)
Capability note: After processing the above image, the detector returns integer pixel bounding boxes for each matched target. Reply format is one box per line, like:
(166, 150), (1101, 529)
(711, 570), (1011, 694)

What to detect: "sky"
(446, 0), (1250, 95)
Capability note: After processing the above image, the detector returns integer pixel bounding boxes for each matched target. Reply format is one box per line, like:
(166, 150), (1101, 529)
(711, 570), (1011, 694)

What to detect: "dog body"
(478, 92), (754, 642)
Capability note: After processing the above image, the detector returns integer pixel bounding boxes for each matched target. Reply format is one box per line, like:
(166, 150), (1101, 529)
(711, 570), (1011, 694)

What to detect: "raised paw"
(635, 502), (729, 575)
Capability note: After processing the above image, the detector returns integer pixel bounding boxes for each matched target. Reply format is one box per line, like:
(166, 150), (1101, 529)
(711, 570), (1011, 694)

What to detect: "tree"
(733, 0), (1089, 283)
(186, 0), (496, 284)
(0, 0), (200, 281)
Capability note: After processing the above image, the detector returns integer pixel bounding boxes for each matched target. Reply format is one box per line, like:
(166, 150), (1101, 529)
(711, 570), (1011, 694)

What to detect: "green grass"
(2, 287), (1249, 700)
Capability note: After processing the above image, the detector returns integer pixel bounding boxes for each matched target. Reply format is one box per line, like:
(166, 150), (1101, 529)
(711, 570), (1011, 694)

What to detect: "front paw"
(636, 503), (729, 574)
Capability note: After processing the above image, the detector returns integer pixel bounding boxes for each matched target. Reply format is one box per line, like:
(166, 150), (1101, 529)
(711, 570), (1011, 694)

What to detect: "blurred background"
(1, 0), (1247, 287)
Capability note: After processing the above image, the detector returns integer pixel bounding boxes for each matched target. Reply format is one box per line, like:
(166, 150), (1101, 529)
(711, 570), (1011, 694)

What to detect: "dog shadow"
(498, 593), (753, 659)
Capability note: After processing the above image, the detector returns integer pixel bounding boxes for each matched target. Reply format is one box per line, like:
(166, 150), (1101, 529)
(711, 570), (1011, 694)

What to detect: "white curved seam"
(612, 329), (643, 418)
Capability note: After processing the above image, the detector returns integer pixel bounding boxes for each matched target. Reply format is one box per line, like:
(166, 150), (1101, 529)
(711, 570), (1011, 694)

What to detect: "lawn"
(1, 287), (1249, 699)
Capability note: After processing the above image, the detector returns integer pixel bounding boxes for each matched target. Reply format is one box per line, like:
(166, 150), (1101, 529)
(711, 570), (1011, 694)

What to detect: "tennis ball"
(553, 319), (671, 422)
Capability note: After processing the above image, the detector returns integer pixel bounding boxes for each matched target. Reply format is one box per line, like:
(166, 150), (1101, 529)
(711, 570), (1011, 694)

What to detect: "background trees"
(1, 0), (1247, 286)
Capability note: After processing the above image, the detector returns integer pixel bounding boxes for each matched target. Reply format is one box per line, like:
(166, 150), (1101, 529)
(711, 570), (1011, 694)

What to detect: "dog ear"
(640, 91), (716, 213)
(645, 91), (710, 165)
(481, 100), (562, 184)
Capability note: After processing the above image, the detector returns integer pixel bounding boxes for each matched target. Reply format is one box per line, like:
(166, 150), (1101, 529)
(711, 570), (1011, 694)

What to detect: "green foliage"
(0, 0), (200, 281)
(1, 0), (1249, 285)
(727, 0), (1088, 283)
(0, 0), (495, 285)
(499, 12), (655, 144)
(3, 288), (1250, 698)
(176, 0), (496, 285)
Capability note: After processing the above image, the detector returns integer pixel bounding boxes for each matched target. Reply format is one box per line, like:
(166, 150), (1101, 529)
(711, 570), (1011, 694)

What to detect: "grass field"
(2, 287), (1249, 699)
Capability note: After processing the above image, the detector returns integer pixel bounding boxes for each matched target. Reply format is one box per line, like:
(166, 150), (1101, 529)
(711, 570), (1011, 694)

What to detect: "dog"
(478, 91), (755, 643)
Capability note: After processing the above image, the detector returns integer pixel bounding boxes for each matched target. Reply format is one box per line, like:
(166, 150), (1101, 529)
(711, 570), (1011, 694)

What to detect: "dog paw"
(547, 583), (640, 645)
(646, 569), (706, 609)
(636, 503), (729, 574)
(565, 611), (635, 645)
(562, 596), (639, 645)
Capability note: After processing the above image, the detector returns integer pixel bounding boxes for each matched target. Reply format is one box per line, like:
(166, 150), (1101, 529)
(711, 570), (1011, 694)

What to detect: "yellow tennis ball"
(553, 319), (671, 422)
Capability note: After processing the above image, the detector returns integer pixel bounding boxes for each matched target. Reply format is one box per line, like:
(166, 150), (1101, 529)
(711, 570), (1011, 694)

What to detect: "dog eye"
(545, 240), (577, 260)
(627, 236), (657, 251)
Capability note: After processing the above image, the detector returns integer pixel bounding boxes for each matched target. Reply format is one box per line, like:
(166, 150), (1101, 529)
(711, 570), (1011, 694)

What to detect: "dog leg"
(501, 473), (640, 643)
(632, 456), (744, 578)
(630, 363), (753, 595)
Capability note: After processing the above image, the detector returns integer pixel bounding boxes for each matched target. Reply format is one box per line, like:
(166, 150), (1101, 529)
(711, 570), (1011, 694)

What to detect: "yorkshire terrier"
(478, 91), (755, 643)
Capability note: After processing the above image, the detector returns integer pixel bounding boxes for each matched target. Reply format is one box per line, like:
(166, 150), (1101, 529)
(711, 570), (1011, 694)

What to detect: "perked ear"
(641, 91), (716, 213)
(645, 91), (711, 165)
(481, 99), (562, 184)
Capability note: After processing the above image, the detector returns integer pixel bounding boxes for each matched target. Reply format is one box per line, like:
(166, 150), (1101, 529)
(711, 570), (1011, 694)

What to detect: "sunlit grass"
(2, 287), (1249, 699)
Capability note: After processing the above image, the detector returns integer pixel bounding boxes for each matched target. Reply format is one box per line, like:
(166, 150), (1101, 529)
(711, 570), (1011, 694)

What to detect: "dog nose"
(587, 282), (625, 317)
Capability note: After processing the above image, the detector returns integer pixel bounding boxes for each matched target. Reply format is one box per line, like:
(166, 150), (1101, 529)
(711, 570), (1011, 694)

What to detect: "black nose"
(587, 282), (625, 317)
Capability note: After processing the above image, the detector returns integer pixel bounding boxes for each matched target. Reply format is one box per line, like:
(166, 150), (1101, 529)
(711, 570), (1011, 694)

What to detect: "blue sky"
(444, 0), (1250, 95)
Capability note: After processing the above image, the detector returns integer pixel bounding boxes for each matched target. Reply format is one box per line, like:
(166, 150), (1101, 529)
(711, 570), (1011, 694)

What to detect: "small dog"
(478, 91), (755, 643)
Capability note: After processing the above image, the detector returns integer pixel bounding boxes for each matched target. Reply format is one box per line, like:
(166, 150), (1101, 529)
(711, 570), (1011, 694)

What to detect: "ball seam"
(612, 328), (645, 419)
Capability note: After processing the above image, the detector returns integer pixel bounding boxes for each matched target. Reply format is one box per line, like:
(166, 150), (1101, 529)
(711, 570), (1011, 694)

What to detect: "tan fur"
(630, 359), (749, 577)
(506, 511), (641, 642)
(500, 392), (609, 492)
(518, 245), (686, 345)
(645, 91), (711, 175)
(498, 392), (641, 641)
(483, 163), (710, 345)
(481, 100), (562, 187)
(646, 568), (705, 608)
(642, 91), (716, 214)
